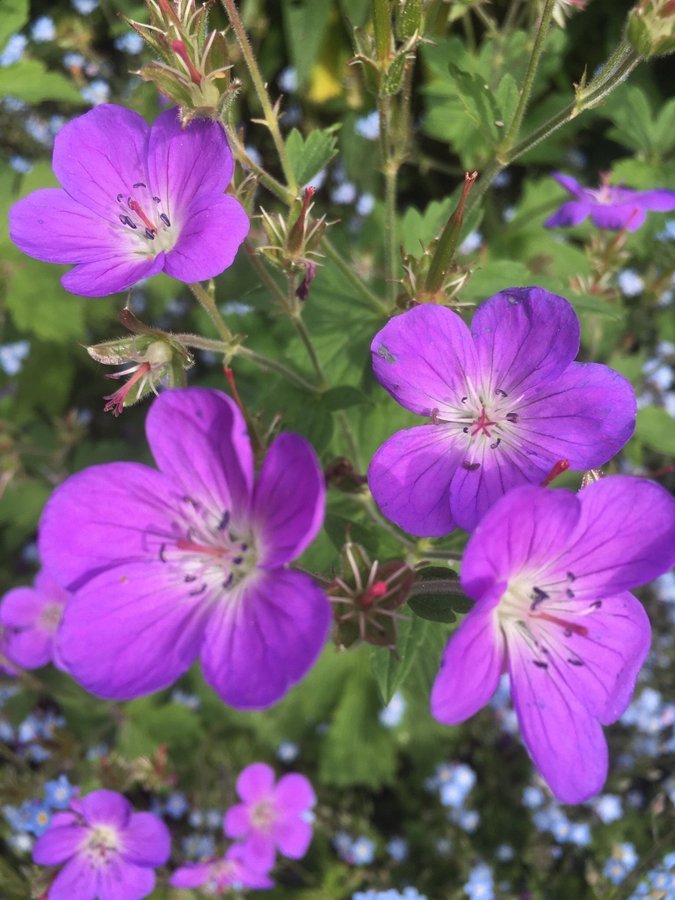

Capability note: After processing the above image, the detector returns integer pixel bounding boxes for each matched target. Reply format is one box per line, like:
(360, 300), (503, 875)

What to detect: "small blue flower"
(355, 111), (380, 141)
(31, 17), (57, 43)
(165, 792), (189, 819)
(356, 193), (375, 217)
(522, 785), (545, 809)
(0, 34), (27, 67)
(568, 822), (592, 847)
(204, 809), (222, 831)
(331, 181), (357, 205)
(0, 340), (30, 376)
(495, 844), (514, 862)
(44, 775), (76, 810)
(80, 79), (110, 105)
(459, 230), (482, 255)
(9, 156), (32, 175)
(349, 835), (376, 865)
(188, 808), (204, 828)
(464, 862), (494, 900)
(379, 692), (406, 728)
(387, 836), (408, 862)
(278, 67), (298, 93)
(592, 793), (623, 824)
(114, 33), (145, 54)
(63, 51), (85, 69)
(617, 269), (644, 298)
(276, 740), (300, 763)
(71, 0), (99, 12)
(23, 800), (52, 836)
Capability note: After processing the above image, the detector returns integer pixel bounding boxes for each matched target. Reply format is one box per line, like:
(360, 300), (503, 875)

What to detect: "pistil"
(470, 406), (498, 437)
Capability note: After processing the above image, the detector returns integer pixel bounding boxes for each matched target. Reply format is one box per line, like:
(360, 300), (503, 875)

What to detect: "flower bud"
(328, 543), (415, 651)
(627, 0), (675, 58)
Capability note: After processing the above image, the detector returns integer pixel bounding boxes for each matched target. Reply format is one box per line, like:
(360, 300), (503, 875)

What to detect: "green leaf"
(369, 614), (429, 704)
(324, 512), (379, 556)
(5, 254), (87, 343)
(0, 59), (84, 103)
(635, 406), (675, 456)
(322, 385), (371, 410)
(495, 72), (519, 130)
(0, 0), (28, 52)
(282, 0), (333, 87)
(447, 63), (500, 142)
(408, 593), (457, 623)
(285, 127), (339, 187)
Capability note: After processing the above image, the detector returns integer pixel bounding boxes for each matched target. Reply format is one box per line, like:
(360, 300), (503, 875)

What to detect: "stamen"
(567, 658), (584, 666)
(145, 229), (156, 240)
(133, 181), (147, 189)
(119, 214), (137, 228)
(175, 539), (225, 558)
(505, 412), (519, 423)
(530, 587), (549, 609)
(128, 198), (157, 234)
(159, 213), (171, 227)
(531, 611), (588, 637)
(462, 460), (481, 471)
(533, 660), (548, 669)
(495, 388), (508, 397)
(218, 511), (230, 531)
(490, 438), (501, 449)
(541, 459), (570, 486)
(189, 583), (208, 596)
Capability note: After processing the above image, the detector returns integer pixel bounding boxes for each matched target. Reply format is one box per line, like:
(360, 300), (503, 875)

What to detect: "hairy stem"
(220, 0), (298, 193)
(188, 282), (234, 344)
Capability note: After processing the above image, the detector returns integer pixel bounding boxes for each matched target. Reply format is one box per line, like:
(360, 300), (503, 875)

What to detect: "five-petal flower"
(368, 287), (636, 536)
(430, 476), (675, 803)
(0, 569), (69, 670)
(38, 387), (331, 710)
(545, 172), (675, 232)
(9, 104), (249, 297)
(32, 789), (170, 900)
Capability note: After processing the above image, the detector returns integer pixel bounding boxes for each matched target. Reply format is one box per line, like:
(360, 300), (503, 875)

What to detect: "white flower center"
(83, 824), (120, 867)
(114, 181), (177, 257)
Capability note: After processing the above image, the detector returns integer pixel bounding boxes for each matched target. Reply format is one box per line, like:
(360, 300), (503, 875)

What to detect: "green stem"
(236, 345), (319, 393)
(464, 42), (642, 220)
(377, 89), (399, 305)
(227, 125), (293, 204)
(336, 410), (362, 469)
(188, 282), (233, 344)
(321, 237), (389, 314)
(290, 312), (327, 388)
(220, 0), (298, 193)
(502, 0), (557, 148)
(372, 0), (392, 61)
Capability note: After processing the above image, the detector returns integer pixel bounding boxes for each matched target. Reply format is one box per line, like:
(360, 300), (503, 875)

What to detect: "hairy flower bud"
(328, 543), (415, 651)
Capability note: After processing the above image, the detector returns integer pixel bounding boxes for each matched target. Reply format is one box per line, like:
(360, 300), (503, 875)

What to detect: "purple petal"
(146, 110), (235, 220)
(236, 762), (276, 803)
(461, 486), (581, 599)
(52, 104), (150, 217)
(121, 813), (171, 867)
(509, 641), (608, 803)
(38, 462), (178, 588)
(223, 802), (250, 837)
(239, 831), (276, 873)
(544, 201), (591, 228)
(589, 203), (646, 231)
(47, 855), (99, 900)
(470, 287), (580, 395)
(164, 194), (249, 282)
(368, 425), (463, 537)
(79, 790), (132, 828)
(169, 862), (211, 888)
(60, 253), (165, 298)
(170, 863), (211, 889)
(273, 818), (313, 859)
(534, 590), (650, 726)
(371, 304), (476, 415)
(145, 388), (253, 523)
(57, 561), (209, 699)
(9, 189), (126, 265)
(97, 858), (156, 900)
(448, 437), (548, 532)
(552, 172), (584, 197)
(4, 628), (52, 669)
(430, 597), (505, 724)
(252, 433), (325, 567)
(33, 824), (86, 865)
(632, 188), (675, 212)
(274, 774), (315, 815)
(226, 843), (275, 883)
(517, 362), (636, 469)
(555, 475), (675, 598)
(201, 569), (331, 710)
(0, 586), (48, 628)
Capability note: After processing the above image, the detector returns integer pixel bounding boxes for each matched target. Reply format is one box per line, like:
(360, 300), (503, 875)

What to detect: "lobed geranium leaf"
(286, 127), (340, 187)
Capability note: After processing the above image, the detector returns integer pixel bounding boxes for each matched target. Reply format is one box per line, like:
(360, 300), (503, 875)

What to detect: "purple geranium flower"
(169, 845), (274, 892)
(545, 172), (675, 232)
(0, 570), (69, 670)
(33, 789), (170, 900)
(9, 104), (249, 297)
(37, 387), (330, 709)
(224, 762), (315, 871)
(430, 476), (675, 803)
(368, 287), (635, 535)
